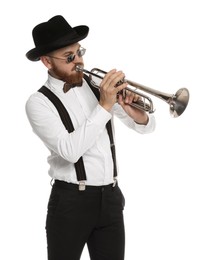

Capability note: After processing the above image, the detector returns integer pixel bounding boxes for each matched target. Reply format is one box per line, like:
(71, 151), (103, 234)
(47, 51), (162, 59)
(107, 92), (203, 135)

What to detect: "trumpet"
(76, 65), (189, 118)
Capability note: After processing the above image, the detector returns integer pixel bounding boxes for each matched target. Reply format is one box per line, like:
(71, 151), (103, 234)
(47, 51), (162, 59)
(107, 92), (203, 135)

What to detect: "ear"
(40, 56), (52, 69)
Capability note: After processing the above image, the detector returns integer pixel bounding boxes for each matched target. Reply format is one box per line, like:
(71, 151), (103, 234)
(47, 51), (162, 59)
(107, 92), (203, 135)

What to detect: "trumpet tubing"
(76, 65), (189, 118)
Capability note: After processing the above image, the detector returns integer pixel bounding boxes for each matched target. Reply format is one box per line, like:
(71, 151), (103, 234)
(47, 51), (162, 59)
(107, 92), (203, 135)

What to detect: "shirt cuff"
(134, 113), (156, 133)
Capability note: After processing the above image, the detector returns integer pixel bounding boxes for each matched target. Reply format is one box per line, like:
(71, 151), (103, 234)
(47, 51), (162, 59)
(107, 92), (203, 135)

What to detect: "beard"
(50, 63), (84, 86)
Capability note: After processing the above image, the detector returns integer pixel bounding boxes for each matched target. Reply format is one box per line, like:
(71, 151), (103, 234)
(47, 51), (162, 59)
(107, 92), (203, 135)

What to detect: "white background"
(1, 0), (212, 259)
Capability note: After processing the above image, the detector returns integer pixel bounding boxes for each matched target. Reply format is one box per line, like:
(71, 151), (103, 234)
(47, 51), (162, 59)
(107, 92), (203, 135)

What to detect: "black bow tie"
(63, 83), (76, 93)
(63, 81), (83, 93)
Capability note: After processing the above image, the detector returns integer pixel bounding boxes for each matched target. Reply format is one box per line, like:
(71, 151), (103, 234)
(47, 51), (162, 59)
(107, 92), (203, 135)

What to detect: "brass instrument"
(76, 65), (189, 118)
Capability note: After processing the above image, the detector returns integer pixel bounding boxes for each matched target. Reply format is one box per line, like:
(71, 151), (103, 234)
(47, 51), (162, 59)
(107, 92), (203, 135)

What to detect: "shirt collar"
(46, 72), (65, 93)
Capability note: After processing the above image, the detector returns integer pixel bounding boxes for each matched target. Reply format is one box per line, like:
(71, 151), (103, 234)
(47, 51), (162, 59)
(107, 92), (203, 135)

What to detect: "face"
(45, 43), (84, 85)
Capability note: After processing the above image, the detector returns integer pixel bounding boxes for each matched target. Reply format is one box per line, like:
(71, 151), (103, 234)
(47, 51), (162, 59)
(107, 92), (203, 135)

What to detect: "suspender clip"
(79, 181), (86, 191)
(50, 178), (54, 186)
(113, 177), (117, 187)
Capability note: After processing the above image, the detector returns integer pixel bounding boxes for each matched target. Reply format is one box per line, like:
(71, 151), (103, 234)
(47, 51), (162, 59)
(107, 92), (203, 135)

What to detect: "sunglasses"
(48, 47), (86, 64)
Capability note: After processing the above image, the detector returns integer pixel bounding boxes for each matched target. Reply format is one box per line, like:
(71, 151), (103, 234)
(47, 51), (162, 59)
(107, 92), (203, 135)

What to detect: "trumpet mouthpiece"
(75, 65), (83, 72)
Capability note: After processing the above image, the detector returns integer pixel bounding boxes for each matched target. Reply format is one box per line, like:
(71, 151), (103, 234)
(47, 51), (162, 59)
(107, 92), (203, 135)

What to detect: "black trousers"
(46, 180), (125, 260)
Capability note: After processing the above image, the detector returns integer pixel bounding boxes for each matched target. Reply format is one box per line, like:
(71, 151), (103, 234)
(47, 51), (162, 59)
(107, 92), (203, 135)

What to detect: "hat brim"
(26, 25), (89, 61)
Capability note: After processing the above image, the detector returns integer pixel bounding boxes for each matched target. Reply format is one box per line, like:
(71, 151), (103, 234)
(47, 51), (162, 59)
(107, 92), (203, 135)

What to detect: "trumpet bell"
(170, 88), (189, 118)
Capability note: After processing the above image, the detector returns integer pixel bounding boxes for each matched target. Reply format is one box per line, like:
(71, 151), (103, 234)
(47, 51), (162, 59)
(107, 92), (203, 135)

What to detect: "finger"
(115, 82), (128, 94)
(117, 93), (124, 105)
(122, 90), (134, 104)
(127, 92), (140, 104)
(133, 94), (140, 102)
(109, 71), (125, 88)
(100, 69), (117, 86)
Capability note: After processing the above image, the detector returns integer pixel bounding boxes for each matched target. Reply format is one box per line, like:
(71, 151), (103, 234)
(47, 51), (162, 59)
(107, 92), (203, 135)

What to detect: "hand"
(99, 69), (128, 111)
(118, 91), (149, 125)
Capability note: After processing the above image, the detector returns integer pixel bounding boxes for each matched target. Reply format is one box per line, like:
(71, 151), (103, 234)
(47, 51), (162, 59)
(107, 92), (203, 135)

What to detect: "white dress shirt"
(25, 73), (156, 186)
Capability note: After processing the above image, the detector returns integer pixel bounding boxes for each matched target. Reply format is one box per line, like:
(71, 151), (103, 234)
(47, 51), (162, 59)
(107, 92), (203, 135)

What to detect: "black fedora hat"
(26, 15), (89, 61)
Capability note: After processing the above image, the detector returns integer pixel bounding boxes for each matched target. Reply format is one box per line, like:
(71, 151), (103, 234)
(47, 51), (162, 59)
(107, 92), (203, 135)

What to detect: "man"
(25, 15), (156, 260)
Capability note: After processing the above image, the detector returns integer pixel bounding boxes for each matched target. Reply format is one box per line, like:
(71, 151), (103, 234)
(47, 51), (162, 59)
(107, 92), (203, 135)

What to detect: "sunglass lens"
(78, 48), (86, 57)
(66, 54), (75, 63)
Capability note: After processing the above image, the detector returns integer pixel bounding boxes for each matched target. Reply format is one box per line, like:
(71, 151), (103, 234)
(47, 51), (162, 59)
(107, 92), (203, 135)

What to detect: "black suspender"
(83, 75), (118, 179)
(38, 74), (117, 189)
(38, 86), (87, 183)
